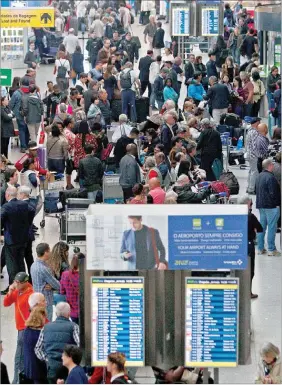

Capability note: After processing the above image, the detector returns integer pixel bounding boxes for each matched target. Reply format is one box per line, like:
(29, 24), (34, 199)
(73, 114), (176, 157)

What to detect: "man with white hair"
(63, 28), (79, 55)
(255, 158), (281, 257)
(28, 292), (46, 310)
(35, 302), (79, 383)
(112, 114), (133, 143)
(118, 61), (140, 121)
(173, 174), (210, 204)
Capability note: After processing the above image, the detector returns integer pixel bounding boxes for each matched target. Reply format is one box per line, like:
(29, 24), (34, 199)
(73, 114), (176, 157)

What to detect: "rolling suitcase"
(111, 99), (122, 122)
(135, 97), (149, 123)
(37, 147), (47, 169)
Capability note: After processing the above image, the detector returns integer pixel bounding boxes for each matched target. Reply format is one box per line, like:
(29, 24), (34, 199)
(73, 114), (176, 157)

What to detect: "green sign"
(0, 68), (12, 87)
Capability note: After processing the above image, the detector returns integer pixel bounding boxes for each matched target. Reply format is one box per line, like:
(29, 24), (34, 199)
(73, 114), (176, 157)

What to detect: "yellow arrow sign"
(0, 8), (55, 28)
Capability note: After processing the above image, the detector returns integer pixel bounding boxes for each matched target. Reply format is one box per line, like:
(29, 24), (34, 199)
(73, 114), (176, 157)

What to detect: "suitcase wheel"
(40, 220), (45, 228)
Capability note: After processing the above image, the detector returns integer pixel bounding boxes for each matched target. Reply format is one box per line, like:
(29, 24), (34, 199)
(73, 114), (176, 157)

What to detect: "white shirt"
(149, 61), (161, 84)
(55, 17), (64, 33)
(63, 34), (80, 54)
(162, 53), (175, 65)
(55, 59), (71, 78)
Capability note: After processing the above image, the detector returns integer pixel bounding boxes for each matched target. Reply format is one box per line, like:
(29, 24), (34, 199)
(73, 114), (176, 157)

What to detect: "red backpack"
(211, 181), (230, 198)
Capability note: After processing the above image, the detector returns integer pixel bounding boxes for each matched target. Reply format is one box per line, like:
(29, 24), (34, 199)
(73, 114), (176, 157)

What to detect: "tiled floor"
(1, 21), (281, 385)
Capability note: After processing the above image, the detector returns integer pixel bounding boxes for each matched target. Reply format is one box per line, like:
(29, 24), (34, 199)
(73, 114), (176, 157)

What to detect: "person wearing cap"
(153, 67), (169, 111)
(139, 50), (154, 96)
(245, 117), (267, 194)
(118, 32), (139, 64)
(63, 28), (80, 56)
(255, 158), (281, 257)
(3, 271), (34, 384)
(9, 77), (31, 153)
(15, 140), (48, 176)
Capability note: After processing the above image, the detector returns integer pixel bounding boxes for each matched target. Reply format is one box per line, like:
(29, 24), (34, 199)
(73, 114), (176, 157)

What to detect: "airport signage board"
(185, 277), (239, 367)
(86, 205), (248, 271)
(172, 6), (190, 36)
(0, 7), (54, 28)
(91, 277), (144, 366)
(201, 5), (220, 36)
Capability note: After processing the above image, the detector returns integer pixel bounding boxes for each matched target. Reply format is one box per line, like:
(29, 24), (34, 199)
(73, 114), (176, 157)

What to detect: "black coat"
(154, 75), (165, 101)
(139, 55), (154, 82)
(206, 60), (218, 79)
(204, 83), (230, 110)
(1, 198), (29, 246)
(197, 128), (222, 158)
(153, 28), (165, 48)
(184, 62), (195, 85)
(1, 106), (14, 138)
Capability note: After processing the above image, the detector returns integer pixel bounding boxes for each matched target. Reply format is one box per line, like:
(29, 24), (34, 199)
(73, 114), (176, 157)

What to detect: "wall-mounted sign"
(0, 8), (54, 28)
(185, 277), (239, 367)
(201, 6), (220, 36)
(91, 277), (145, 366)
(172, 7), (190, 36)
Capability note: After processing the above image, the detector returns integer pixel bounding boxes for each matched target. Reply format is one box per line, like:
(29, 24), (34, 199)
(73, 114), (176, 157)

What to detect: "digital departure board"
(91, 277), (144, 366)
(185, 278), (239, 367)
(172, 7), (190, 36)
(201, 7), (220, 36)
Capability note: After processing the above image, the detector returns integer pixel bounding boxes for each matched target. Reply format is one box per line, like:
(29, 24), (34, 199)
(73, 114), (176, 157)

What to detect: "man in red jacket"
(15, 140), (48, 176)
(3, 272), (34, 384)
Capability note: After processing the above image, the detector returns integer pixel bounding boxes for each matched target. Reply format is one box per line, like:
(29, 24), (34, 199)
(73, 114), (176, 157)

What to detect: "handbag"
(37, 122), (47, 148)
(70, 68), (76, 78)
(149, 228), (168, 269)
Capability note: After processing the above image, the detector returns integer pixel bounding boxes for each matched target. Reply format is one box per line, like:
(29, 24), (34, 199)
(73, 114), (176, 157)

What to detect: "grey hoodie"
(23, 94), (44, 124)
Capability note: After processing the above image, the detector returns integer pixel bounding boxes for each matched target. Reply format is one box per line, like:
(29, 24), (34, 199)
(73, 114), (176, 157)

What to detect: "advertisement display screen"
(86, 206), (248, 271)
(91, 277), (144, 366)
(185, 277), (239, 367)
(172, 7), (190, 36)
(201, 6), (220, 36)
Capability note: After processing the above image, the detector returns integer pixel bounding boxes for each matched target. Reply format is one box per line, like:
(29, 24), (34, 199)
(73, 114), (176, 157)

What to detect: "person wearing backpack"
(22, 85), (44, 142)
(118, 62), (140, 122)
(54, 51), (71, 92)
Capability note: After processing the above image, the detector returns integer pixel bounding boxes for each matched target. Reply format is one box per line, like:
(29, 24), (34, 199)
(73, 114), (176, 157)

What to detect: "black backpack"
(219, 171), (239, 195)
(57, 59), (68, 78)
(120, 70), (133, 89)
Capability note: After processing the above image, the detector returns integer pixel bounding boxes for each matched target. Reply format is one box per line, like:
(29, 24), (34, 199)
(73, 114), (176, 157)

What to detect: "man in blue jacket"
(256, 158), (281, 256)
(120, 216), (167, 270)
(153, 67), (169, 110)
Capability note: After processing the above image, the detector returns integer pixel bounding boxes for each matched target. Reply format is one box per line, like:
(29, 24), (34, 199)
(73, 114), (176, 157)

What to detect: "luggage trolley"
(40, 176), (65, 228)
(103, 172), (124, 204)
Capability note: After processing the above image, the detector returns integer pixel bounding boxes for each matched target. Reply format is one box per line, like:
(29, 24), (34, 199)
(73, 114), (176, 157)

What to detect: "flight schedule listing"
(91, 277), (144, 366)
(185, 278), (238, 367)
(201, 7), (219, 36)
(172, 7), (190, 36)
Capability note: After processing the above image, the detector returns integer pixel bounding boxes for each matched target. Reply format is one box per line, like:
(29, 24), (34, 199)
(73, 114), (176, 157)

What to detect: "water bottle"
(237, 136), (243, 150)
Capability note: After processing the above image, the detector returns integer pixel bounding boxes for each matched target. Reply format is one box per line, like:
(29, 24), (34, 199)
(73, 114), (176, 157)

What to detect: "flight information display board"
(201, 6), (220, 36)
(172, 7), (190, 36)
(91, 277), (144, 366)
(185, 278), (239, 367)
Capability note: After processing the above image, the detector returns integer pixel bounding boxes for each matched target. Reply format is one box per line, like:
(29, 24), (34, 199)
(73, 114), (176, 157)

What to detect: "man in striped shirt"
(31, 243), (60, 322)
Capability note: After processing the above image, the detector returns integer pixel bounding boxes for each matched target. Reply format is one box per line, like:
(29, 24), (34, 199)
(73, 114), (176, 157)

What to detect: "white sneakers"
(268, 250), (281, 257)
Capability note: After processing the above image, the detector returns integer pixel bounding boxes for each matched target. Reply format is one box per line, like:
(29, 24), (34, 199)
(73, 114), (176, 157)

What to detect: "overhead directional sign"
(0, 7), (54, 28)
(0, 69), (12, 87)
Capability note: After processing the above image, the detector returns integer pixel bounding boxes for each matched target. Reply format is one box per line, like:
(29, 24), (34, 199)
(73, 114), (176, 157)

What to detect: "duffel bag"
(228, 151), (245, 166)
(59, 188), (88, 210)
(44, 191), (61, 213)
(211, 181), (230, 198)
(219, 171), (240, 195)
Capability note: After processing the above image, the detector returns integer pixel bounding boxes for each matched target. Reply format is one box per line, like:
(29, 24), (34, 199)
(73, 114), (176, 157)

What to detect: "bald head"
(5, 186), (17, 201)
(257, 123), (268, 136)
(126, 143), (137, 155)
(149, 177), (161, 190)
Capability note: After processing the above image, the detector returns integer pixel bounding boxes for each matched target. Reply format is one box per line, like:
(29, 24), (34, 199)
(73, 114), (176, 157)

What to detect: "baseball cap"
(28, 141), (38, 150)
(14, 272), (29, 283)
(245, 116), (261, 124)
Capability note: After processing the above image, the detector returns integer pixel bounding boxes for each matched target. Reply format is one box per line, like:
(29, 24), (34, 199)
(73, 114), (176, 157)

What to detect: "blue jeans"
(17, 118), (29, 150)
(244, 103), (253, 117)
(257, 207), (280, 252)
(48, 158), (65, 174)
(121, 89), (137, 122)
(13, 330), (24, 384)
(47, 304), (53, 322)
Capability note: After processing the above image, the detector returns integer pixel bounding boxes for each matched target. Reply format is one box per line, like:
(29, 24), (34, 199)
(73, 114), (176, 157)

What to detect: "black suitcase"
(111, 99), (122, 122)
(135, 97), (149, 123)
(59, 188), (88, 210)
(228, 151), (245, 166)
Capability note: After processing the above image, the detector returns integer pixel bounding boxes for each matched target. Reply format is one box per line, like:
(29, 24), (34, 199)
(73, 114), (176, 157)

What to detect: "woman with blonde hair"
(107, 352), (127, 384)
(256, 342), (282, 384)
(48, 241), (70, 280)
(23, 307), (47, 383)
